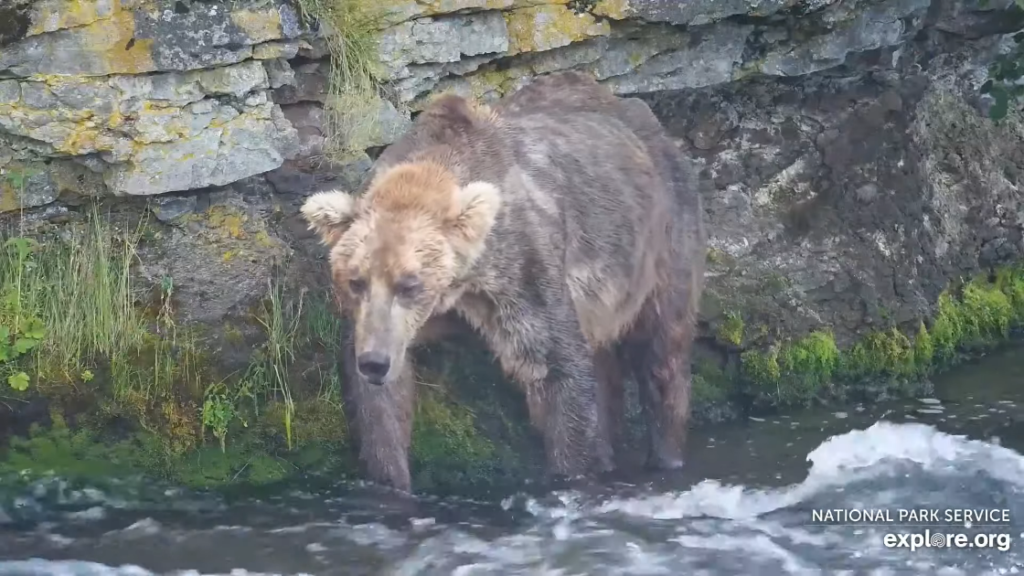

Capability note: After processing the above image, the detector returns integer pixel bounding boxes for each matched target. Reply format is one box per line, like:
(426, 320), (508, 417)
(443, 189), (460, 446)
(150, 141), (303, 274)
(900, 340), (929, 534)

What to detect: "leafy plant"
(0, 237), (46, 391)
(201, 382), (241, 453)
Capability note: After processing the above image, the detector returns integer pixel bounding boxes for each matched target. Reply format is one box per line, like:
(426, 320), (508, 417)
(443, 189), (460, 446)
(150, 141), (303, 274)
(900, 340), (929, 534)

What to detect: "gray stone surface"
(0, 163), (59, 212)
(379, 12), (510, 79)
(759, 0), (931, 77)
(134, 183), (291, 323)
(104, 100), (299, 195)
(0, 0), (302, 77)
(151, 194), (199, 223)
(0, 59), (298, 196)
(641, 29), (1024, 347)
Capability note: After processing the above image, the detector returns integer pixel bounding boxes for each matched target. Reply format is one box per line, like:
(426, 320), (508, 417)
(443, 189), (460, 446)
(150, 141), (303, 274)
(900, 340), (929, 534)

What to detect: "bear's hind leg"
(594, 344), (628, 472)
(340, 330), (417, 492)
(624, 291), (695, 471)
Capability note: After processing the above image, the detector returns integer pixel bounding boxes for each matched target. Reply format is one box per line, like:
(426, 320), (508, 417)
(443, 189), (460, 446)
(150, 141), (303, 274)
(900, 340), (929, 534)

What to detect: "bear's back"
(485, 75), (680, 346)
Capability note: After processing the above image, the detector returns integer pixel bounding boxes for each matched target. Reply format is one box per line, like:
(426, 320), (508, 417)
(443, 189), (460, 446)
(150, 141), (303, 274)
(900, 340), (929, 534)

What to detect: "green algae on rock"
(734, 267), (1024, 409)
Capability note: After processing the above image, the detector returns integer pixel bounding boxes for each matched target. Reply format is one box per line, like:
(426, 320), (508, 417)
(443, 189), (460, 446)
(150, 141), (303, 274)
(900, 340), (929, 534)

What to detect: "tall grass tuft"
(0, 206), (202, 410)
(294, 0), (387, 161)
(0, 208), (145, 389)
(239, 280), (306, 449)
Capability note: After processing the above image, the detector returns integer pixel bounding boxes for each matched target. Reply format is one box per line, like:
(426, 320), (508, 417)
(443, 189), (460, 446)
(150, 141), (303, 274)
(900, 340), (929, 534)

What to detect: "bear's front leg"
(339, 329), (416, 492)
(489, 298), (602, 479)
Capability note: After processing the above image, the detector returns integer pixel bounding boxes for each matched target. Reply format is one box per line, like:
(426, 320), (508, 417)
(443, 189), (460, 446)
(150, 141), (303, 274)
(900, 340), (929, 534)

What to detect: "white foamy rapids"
(381, 422), (1024, 575)
(4, 422), (1024, 575)
(595, 421), (1024, 520)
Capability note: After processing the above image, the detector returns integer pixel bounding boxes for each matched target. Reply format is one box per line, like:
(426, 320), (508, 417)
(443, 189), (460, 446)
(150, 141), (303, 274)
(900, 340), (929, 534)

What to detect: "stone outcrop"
(1, 0), (1023, 362)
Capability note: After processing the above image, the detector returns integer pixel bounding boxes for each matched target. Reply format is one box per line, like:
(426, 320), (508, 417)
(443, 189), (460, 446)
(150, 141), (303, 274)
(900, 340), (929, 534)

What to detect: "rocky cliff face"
(1, 0), (1022, 408)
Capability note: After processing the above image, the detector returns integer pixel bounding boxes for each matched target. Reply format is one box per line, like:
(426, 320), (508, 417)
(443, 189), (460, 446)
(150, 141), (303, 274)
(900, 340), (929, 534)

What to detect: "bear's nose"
(356, 352), (391, 383)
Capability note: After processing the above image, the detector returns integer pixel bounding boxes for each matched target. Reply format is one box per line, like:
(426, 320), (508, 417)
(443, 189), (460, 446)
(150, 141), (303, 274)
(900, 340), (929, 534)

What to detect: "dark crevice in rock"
(0, 1), (31, 48)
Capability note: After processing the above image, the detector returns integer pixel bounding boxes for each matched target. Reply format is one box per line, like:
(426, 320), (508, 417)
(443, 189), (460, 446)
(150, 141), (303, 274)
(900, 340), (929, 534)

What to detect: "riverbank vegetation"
(3, 204), (1023, 495)
(0, 209), (533, 495)
(735, 267), (1024, 408)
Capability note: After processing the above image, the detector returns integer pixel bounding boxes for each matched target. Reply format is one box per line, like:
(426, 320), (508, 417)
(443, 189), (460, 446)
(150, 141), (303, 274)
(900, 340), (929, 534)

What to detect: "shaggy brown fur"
(302, 71), (706, 492)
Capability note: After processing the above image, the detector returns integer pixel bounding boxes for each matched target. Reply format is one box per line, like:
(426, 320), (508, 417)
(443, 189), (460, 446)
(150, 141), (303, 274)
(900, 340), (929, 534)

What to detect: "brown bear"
(301, 71), (706, 493)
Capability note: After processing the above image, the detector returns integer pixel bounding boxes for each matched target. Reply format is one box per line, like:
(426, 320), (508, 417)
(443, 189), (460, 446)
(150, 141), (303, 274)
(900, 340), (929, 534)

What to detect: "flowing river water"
(2, 346), (1024, 575)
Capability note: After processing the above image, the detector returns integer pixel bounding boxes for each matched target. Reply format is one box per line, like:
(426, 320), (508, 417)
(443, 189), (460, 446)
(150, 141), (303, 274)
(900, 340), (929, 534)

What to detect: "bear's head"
(301, 161), (502, 386)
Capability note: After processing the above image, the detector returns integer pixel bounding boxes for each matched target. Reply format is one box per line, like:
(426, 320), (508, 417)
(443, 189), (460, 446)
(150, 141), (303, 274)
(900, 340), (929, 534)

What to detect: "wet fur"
(302, 72), (706, 492)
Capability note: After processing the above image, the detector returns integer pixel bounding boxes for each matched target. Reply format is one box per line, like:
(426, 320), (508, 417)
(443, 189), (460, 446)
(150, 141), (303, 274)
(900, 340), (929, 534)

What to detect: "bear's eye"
(348, 278), (367, 295)
(394, 274), (423, 300)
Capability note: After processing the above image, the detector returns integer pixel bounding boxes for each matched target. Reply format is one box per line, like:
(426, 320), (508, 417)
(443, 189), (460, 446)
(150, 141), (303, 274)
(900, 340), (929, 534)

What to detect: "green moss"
(0, 410), (334, 491)
(841, 327), (916, 381)
(172, 446), (288, 488)
(913, 321), (935, 370)
(740, 346), (781, 388)
(738, 266), (1024, 408)
(741, 330), (838, 405)
(411, 387), (497, 491)
(0, 416), (137, 481)
(780, 330), (840, 390)
(930, 272), (1020, 365)
(691, 358), (740, 422)
(716, 310), (745, 346)
(409, 333), (539, 494)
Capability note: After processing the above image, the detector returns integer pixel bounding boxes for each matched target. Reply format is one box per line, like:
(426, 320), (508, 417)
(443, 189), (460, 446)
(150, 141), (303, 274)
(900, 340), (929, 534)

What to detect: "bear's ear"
(445, 181), (502, 260)
(300, 190), (359, 246)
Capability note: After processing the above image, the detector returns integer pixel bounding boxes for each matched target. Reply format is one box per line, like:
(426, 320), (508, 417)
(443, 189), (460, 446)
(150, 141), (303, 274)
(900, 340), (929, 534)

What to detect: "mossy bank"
(721, 267), (1024, 412)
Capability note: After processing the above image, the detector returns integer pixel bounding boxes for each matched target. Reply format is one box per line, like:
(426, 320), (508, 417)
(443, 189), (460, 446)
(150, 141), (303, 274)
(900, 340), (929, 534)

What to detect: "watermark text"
(883, 530), (1012, 552)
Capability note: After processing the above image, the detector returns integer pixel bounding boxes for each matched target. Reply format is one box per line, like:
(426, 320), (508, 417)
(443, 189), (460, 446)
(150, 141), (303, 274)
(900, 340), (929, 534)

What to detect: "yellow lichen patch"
(106, 109), (125, 129)
(484, 0), (517, 9)
(470, 67), (527, 99)
(134, 107), (194, 143)
(206, 205), (248, 240)
(27, 0), (123, 36)
(254, 230), (277, 248)
(510, 0), (572, 7)
(229, 8), (284, 45)
(431, 0), (515, 16)
(503, 5), (610, 55)
(58, 126), (102, 156)
(592, 0), (631, 19)
(85, 12), (157, 75)
(0, 183), (22, 213)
